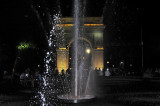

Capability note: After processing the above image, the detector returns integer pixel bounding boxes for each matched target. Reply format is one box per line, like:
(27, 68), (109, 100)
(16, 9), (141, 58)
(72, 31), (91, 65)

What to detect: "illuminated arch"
(67, 37), (93, 50)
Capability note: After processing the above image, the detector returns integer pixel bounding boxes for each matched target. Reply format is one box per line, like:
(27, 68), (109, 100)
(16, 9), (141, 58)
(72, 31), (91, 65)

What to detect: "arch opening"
(68, 38), (92, 70)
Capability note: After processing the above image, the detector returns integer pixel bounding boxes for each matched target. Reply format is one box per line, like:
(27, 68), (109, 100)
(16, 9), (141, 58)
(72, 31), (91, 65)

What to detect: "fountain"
(29, 0), (96, 105)
(57, 0), (96, 103)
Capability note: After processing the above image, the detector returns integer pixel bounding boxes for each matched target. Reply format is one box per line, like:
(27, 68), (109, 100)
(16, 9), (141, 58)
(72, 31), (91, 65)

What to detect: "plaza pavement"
(0, 76), (160, 106)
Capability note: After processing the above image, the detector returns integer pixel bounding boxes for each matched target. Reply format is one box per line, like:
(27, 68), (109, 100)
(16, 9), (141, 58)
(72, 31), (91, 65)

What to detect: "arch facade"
(56, 17), (105, 73)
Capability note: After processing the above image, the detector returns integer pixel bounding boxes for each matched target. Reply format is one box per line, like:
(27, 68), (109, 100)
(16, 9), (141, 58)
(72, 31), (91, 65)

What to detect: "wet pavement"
(0, 76), (160, 106)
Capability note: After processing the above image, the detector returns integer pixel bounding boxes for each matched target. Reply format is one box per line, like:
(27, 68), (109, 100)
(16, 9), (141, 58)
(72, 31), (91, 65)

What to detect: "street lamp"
(86, 49), (91, 54)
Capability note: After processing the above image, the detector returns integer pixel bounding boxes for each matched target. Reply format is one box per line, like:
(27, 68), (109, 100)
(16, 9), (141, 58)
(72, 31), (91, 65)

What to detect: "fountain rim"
(57, 94), (96, 103)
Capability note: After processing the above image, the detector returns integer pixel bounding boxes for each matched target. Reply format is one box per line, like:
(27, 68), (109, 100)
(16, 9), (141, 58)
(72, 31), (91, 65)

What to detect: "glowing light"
(25, 74), (29, 77)
(84, 24), (104, 26)
(18, 42), (35, 50)
(56, 24), (73, 26)
(93, 50), (104, 70)
(83, 57), (85, 60)
(57, 50), (69, 73)
(107, 61), (110, 64)
(56, 24), (104, 27)
(94, 32), (102, 39)
(38, 64), (40, 67)
(59, 48), (66, 50)
(86, 49), (91, 54)
(120, 61), (124, 64)
(97, 46), (103, 50)
(97, 47), (103, 50)
(35, 13), (64, 106)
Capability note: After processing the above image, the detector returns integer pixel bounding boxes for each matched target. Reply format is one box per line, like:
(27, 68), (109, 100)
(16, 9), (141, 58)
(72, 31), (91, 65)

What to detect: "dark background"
(0, 0), (158, 74)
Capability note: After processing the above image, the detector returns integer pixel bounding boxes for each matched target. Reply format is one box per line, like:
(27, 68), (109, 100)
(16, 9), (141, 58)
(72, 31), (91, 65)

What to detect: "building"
(55, 17), (104, 72)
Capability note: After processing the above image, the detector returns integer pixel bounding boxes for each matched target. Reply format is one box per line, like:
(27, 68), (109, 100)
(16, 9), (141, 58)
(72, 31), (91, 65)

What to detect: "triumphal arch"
(55, 17), (104, 72)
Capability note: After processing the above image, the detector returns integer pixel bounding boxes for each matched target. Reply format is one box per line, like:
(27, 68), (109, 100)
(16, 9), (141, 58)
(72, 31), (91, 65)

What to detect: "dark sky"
(143, 0), (160, 66)
(2, 0), (160, 68)
(59, 0), (106, 16)
(0, 0), (106, 46)
(0, 0), (107, 70)
(0, 0), (46, 48)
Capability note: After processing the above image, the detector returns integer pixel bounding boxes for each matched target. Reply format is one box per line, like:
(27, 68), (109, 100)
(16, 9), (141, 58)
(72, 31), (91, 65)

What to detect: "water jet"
(57, 0), (96, 103)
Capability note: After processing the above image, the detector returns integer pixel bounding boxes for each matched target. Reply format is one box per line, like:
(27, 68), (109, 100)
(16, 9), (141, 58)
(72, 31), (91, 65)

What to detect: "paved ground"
(0, 76), (160, 106)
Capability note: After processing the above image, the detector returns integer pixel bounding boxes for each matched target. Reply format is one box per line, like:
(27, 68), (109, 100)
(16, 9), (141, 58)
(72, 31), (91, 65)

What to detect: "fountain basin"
(57, 94), (96, 103)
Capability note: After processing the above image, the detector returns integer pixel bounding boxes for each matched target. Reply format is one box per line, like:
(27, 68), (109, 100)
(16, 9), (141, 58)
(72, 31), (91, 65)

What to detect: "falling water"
(71, 0), (95, 99)
(29, 6), (67, 105)
(74, 0), (80, 97)
(37, 13), (62, 106)
(29, 0), (95, 104)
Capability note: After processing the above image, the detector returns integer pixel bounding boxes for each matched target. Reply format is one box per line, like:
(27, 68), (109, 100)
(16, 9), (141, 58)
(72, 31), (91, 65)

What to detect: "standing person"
(20, 72), (25, 86)
(54, 68), (59, 77)
(66, 69), (69, 76)
(61, 69), (65, 77)
(95, 67), (98, 76)
(105, 68), (111, 76)
(38, 73), (42, 87)
(99, 68), (103, 76)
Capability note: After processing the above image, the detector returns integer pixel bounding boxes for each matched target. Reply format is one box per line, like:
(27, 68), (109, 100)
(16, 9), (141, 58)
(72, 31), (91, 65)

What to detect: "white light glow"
(86, 49), (91, 54)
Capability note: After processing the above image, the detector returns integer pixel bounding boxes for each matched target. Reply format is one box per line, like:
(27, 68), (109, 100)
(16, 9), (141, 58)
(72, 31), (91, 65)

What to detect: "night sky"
(143, 0), (160, 67)
(1, 0), (159, 71)
(0, 0), (106, 47)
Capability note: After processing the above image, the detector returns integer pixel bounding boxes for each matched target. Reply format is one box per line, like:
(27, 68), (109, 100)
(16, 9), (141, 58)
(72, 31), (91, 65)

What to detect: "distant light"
(38, 5), (40, 8)
(38, 64), (40, 67)
(56, 24), (73, 27)
(25, 74), (29, 77)
(12, 68), (15, 72)
(69, 58), (71, 60)
(94, 33), (102, 39)
(130, 64), (133, 67)
(18, 42), (35, 50)
(56, 24), (104, 27)
(113, 65), (114, 67)
(97, 47), (103, 50)
(86, 49), (91, 54)
(120, 61), (124, 64)
(107, 61), (109, 64)
(84, 24), (104, 26)
(97, 46), (103, 50)
(59, 48), (66, 50)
